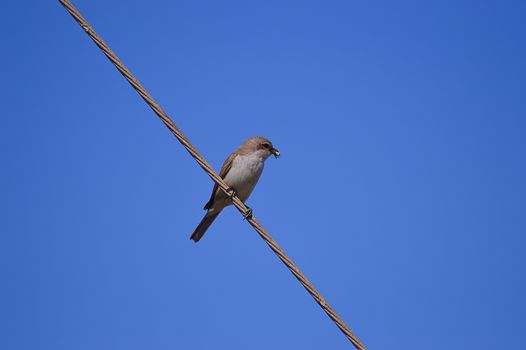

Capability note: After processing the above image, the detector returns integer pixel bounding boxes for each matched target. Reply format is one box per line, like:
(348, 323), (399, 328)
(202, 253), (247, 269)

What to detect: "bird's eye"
(263, 143), (270, 149)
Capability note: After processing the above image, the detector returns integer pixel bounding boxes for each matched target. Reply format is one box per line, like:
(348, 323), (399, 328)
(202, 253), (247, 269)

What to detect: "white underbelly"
(224, 154), (264, 201)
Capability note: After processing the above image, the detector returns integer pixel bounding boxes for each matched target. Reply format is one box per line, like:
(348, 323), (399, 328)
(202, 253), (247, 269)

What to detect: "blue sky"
(1, 1), (525, 349)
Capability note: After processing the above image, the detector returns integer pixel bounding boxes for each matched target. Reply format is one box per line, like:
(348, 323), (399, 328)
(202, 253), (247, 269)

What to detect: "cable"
(58, 1), (366, 348)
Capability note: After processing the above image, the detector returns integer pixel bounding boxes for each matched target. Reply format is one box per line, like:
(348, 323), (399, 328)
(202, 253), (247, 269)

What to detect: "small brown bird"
(190, 136), (280, 242)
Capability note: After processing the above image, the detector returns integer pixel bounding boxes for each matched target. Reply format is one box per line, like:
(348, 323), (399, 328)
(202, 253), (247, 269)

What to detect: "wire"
(58, 1), (366, 348)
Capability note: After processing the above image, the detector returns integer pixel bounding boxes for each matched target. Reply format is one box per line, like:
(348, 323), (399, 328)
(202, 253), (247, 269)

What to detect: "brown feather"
(204, 152), (236, 209)
(190, 212), (220, 242)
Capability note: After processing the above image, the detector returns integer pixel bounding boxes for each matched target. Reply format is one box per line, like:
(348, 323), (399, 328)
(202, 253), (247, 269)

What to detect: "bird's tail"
(190, 211), (220, 242)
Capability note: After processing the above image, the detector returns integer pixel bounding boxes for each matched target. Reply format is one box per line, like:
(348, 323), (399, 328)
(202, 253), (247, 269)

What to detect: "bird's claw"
(227, 187), (237, 199)
(243, 207), (253, 220)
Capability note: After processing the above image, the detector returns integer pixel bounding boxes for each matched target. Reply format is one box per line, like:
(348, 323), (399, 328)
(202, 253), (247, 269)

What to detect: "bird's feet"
(227, 187), (237, 199)
(243, 207), (253, 220)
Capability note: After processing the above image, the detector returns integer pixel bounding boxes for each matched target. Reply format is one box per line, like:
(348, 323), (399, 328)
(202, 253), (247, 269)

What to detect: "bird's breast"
(224, 154), (264, 201)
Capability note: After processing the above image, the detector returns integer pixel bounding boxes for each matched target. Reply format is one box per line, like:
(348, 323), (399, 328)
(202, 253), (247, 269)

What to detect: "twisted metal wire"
(58, 1), (366, 348)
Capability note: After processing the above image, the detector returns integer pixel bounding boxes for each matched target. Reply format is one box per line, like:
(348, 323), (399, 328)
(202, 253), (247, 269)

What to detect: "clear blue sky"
(1, 1), (525, 349)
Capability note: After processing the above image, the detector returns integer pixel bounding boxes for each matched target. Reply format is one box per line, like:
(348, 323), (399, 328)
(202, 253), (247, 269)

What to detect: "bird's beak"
(271, 148), (280, 158)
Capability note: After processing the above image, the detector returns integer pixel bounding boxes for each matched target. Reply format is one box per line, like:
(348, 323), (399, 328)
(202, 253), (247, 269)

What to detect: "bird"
(190, 136), (280, 242)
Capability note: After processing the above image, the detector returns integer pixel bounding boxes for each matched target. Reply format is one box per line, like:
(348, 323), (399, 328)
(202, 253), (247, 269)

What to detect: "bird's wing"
(203, 152), (236, 210)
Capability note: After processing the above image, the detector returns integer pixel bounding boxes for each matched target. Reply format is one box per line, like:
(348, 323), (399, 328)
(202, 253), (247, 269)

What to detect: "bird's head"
(244, 136), (280, 160)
